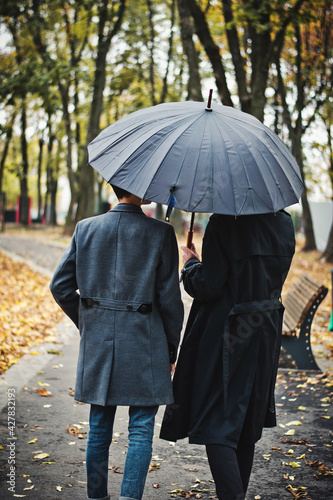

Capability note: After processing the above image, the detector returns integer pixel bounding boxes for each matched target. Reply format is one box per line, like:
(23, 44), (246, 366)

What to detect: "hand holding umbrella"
(181, 242), (200, 264)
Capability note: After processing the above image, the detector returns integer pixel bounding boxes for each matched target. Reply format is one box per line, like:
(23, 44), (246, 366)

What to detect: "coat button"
(126, 304), (133, 311)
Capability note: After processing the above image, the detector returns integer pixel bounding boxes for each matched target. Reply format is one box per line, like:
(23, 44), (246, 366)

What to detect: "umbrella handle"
(186, 213), (195, 248)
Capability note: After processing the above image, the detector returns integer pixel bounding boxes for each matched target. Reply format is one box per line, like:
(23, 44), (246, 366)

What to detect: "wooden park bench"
(281, 273), (328, 371)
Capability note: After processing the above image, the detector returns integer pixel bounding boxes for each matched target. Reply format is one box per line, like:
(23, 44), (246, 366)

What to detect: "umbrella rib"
(142, 113), (206, 205)
(211, 112), (237, 215)
(224, 120), (295, 212)
(187, 116), (211, 212)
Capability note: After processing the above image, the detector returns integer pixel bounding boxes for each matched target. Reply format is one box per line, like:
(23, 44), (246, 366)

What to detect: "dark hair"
(111, 185), (132, 200)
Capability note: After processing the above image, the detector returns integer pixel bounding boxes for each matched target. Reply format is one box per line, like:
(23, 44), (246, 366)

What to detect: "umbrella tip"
(205, 89), (213, 111)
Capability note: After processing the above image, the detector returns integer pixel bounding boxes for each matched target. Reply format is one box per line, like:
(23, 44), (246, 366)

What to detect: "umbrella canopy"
(88, 100), (303, 216)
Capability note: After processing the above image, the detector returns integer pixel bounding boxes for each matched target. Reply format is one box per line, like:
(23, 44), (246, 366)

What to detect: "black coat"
(160, 211), (295, 448)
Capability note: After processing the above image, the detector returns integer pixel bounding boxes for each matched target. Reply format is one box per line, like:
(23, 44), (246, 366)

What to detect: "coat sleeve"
(49, 229), (79, 328)
(182, 218), (229, 302)
(156, 224), (184, 362)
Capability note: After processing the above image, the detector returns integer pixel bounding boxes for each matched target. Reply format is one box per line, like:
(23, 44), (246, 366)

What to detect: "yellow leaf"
(27, 438), (38, 444)
(23, 485), (34, 491)
(290, 462), (302, 468)
(34, 452), (49, 459)
(30, 351), (39, 355)
(284, 429), (295, 436)
(298, 406), (307, 411)
(38, 381), (50, 387)
(286, 420), (302, 426)
(0, 445), (4, 450)
(56, 485), (63, 491)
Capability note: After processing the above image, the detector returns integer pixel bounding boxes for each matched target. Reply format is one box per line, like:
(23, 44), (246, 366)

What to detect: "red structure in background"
(15, 196), (32, 225)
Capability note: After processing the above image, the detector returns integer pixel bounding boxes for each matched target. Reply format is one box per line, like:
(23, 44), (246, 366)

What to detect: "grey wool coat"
(50, 204), (184, 407)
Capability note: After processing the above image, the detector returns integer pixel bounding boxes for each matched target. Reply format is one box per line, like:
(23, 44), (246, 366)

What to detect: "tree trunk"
(44, 118), (56, 225)
(59, 85), (77, 225)
(160, 0), (176, 104)
(321, 121), (333, 262)
(275, 29), (316, 251)
(248, 16), (271, 121)
(76, 0), (126, 222)
(221, 0), (250, 112)
(19, 98), (29, 225)
(0, 110), (16, 194)
(37, 137), (44, 220)
(146, 0), (157, 106)
(177, 0), (203, 101)
(170, 208), (183, 235)
(321, 223), (333, 263)
(155, 203), (164, 220)
(186, 0), (233, 106)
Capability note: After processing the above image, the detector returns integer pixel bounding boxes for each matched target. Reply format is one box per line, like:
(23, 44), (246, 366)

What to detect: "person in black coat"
(160, 210), (295, 500)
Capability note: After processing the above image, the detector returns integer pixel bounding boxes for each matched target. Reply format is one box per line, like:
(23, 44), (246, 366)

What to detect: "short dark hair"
(111, 185), (131, 200)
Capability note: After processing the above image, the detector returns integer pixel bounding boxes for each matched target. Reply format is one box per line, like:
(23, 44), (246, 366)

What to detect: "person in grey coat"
(50, 186), (184, 500)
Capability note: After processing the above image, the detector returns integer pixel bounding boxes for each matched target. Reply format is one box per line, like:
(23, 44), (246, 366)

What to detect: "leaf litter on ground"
(0, 251), (65, 374)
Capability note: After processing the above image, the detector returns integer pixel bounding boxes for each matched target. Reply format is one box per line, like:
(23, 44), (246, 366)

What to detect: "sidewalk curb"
(0, 321), (77, 413)
(0, 247), (54, 279)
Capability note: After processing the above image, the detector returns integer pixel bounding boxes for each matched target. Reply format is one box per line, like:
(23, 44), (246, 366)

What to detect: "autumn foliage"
(0, 252), (64, 374)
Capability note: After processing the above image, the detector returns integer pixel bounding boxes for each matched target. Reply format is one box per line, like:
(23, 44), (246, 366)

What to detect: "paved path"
(0, 232), (332, 500)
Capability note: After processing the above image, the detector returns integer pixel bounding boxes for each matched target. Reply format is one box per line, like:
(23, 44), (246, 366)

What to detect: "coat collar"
(110, 203), (144, 214)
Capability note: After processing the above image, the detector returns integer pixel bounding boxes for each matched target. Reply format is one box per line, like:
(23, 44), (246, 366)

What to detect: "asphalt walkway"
(0, 231), (332, 500)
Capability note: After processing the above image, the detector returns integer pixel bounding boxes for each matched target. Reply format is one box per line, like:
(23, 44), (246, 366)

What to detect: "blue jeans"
(86, 405), (158, 500)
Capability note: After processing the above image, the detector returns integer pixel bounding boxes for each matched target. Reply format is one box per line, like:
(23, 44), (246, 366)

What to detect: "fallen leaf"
(113, 466), (123, 474)
(36, 387), (52, 397)
(286, 420), (302, 426)
(280, 438), (311, 445)
(286, 484), (308, 498)
(0, 252), (65, 375)
(23, 485), (34, 491)
(34, 452), (49, 459)
(148, 462), (160, 472)
(27, 438), (38, 444)
(56, 486), (63, 491)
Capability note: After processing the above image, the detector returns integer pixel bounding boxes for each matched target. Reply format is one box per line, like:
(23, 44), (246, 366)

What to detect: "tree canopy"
(0, 0), (332, 257)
